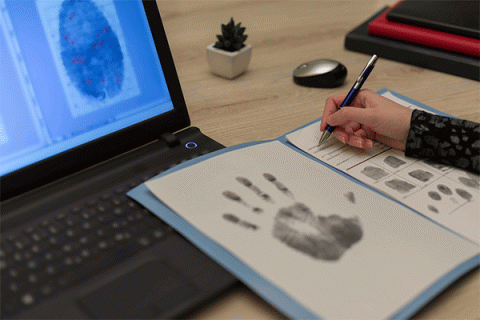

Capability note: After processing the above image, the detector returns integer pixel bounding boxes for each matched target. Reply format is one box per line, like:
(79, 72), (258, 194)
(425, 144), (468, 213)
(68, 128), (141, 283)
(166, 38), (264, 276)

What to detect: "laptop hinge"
(160, 132), (181, 148)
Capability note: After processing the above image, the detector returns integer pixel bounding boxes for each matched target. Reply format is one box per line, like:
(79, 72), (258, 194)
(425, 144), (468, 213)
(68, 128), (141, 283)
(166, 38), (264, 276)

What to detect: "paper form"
(286, 90), (480, 243)
(144, 141), (479, 320)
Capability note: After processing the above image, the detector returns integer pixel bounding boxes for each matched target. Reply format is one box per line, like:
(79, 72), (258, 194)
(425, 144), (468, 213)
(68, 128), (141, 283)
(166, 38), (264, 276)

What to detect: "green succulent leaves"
(214, 18), (248, 52)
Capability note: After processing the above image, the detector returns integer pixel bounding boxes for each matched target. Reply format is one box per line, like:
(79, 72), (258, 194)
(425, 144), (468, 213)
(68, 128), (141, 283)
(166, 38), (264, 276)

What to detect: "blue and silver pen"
(318, 54), (378, 146)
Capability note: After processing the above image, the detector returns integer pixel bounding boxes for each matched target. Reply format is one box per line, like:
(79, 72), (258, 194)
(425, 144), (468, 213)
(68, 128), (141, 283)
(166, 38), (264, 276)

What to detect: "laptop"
(0, 0), (240, 318)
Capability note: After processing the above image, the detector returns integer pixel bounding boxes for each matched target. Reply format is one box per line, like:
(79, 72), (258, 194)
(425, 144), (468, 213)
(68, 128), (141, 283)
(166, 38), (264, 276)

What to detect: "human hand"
(319, 89), (413, 151)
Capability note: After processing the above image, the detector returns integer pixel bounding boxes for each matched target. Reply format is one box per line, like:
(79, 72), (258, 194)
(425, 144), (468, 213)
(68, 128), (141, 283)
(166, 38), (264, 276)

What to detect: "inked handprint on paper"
(222, 173), (362, 261)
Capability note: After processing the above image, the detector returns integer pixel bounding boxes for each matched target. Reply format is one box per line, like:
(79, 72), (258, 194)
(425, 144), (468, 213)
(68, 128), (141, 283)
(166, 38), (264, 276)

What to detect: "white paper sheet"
(286, 91), (480, 243)
(146, 141), (478, 319)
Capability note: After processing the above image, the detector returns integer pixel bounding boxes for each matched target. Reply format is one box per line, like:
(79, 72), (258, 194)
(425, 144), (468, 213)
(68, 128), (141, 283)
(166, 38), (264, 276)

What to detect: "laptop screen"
(0, 0), (177, 177)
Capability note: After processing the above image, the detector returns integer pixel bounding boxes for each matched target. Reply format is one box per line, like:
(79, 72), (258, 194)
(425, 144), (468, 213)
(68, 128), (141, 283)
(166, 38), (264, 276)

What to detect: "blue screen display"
(0, 0), (174, 176)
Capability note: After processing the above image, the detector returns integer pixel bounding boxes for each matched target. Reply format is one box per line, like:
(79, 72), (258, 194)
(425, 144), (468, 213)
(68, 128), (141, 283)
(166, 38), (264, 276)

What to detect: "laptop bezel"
(1, 0), (190, 201)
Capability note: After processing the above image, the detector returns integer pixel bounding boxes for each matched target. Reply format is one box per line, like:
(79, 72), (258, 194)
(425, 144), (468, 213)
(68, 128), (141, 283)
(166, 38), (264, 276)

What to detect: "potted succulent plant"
(206, 18), (252, 79)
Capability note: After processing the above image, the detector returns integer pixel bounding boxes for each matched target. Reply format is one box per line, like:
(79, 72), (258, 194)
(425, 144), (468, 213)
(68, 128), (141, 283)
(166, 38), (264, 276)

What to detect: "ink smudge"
(408, 169), (433, 182)
(456, 188), (473, 201)
(344, 192), (355, 204)
(384, 156), (406, 169)
(361, 166), (389, 180)
(428, 191), (441, 201)
(385, 179), (416, 193)
(458, 177), (480, 189)
(437, 184), (452, 195)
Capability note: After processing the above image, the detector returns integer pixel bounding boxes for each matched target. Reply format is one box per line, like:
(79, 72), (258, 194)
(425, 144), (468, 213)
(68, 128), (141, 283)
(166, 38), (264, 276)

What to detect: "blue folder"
(128, 89), (480, 319)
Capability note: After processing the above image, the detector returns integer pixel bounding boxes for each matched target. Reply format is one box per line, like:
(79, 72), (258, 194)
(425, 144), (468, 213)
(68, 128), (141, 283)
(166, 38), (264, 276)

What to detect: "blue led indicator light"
(185, 142), (197, 149)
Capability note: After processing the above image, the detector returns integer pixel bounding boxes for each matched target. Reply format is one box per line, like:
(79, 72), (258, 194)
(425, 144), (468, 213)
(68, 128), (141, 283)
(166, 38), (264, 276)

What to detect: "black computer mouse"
(293, 59), (347, 88)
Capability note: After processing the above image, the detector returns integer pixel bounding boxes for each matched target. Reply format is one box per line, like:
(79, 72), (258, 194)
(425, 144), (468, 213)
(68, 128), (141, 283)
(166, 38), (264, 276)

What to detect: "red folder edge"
(368, 1), (480, 58)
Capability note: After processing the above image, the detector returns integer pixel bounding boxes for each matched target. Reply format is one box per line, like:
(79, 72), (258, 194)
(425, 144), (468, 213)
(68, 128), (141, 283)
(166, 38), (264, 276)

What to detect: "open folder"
(128, 89), (479, 320)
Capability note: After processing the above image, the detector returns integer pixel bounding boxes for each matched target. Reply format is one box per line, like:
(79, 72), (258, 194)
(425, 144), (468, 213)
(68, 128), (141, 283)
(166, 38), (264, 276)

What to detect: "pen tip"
(318, 132), (331, 147)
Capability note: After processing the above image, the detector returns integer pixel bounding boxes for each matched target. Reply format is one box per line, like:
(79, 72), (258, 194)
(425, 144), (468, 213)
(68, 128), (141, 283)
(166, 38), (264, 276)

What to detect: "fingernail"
(365, 140), (374, 148)
(351, 137), (362, 148)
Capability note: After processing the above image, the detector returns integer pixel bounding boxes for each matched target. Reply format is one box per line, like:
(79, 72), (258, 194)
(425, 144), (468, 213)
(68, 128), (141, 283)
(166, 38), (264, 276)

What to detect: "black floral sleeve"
(405, 109), (480, 174)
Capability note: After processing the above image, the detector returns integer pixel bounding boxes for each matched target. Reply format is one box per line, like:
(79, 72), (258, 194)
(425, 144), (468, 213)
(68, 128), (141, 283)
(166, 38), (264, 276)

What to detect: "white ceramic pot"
(206, 43), (252, 79)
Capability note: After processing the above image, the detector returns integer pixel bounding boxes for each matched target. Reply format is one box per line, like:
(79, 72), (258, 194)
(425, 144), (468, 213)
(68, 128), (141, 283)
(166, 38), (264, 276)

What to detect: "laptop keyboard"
(0, 143), (216, 317)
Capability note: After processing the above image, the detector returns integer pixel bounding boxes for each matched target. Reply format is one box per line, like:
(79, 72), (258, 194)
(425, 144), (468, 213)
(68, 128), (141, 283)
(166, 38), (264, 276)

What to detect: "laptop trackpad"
(78, 259), (199, 319)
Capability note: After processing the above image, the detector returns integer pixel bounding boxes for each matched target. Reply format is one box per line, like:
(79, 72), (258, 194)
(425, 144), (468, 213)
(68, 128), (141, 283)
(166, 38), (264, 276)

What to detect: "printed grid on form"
(286, 91), (479, 244)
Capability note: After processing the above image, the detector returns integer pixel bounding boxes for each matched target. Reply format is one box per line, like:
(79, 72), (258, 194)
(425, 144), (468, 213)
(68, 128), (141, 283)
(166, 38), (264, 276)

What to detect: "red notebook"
(368, 1), (480, 58)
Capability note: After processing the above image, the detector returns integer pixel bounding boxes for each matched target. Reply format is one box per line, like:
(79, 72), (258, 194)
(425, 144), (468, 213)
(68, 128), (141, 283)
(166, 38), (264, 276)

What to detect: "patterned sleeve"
(405, 109), (480, 174)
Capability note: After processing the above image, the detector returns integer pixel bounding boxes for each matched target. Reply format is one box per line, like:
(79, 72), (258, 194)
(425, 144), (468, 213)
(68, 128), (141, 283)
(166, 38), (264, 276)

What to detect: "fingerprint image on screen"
(59, 0), (123, 100)
(36, 0), (141, 118)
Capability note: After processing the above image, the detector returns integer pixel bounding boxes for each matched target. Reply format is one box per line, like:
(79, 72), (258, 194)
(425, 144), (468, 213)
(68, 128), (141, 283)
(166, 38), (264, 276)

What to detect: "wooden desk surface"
(156, 1), (479, 319)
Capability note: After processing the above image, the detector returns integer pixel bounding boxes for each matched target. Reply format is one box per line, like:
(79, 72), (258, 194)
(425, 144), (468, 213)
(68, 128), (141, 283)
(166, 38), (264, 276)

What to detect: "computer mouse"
(293, 59), (347, 88)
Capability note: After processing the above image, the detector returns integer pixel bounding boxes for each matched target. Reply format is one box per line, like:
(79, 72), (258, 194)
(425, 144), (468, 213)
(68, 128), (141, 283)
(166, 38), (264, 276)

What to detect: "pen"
(318, 54), (378, 146)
